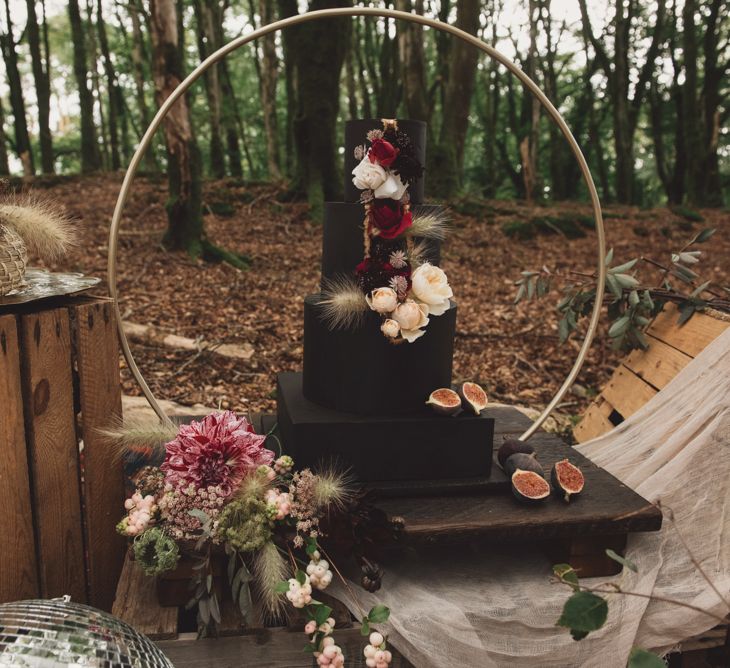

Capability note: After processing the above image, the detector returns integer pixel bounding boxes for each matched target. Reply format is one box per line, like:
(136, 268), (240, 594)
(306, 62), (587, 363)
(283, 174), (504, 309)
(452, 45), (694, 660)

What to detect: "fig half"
(425, 388), (462, 416)
(551, 459), (585, 502)
(460, 381), (488, 415)
(511, 469), (551, 503)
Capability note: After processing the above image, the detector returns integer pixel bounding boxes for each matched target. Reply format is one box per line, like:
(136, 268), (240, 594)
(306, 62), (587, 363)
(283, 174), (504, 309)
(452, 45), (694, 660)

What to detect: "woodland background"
(0, 0), (728, 419)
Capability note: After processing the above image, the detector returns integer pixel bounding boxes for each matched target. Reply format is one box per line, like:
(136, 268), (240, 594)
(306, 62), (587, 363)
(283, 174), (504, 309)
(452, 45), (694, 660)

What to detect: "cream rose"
(411, 263), (453, 316)
(366, 287), (398, 314)
(380, 319), (401, 338)
(392, 300), (429, 343)
(373, 172), (407, 200)
(352, 157), (387, 191)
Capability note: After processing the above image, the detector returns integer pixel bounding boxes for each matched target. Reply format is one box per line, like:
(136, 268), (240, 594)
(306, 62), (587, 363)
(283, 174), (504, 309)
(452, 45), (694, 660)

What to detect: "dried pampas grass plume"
(313, 465), (354, 512)
(252, 541), (289, 618)
(317, 275), (368, 331)
(406, 207), (450, 241)
(98, 414), (178, 463)
(0, 194), (75, 259)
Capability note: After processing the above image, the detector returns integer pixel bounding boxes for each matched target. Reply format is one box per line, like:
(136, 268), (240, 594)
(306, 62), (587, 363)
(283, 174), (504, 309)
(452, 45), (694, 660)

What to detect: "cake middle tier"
(321, 202), (443, 283)
(303, 293), (456, 414)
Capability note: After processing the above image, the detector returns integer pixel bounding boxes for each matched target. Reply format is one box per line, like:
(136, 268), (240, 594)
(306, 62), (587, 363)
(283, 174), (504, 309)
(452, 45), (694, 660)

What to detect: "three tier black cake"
(277, 119), (494, 487)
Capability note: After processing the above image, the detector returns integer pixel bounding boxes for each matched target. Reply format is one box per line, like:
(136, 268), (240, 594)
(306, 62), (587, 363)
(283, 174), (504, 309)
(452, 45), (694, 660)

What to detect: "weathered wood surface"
(112, 550), (179, 640)
(156, 628), (415, 668)
(19, 307), (86, 602)
(575, 304), (730, 443)
(0, 314), (39, 601)
(372, 406), (661, 544)
(73, 299), (126, 611)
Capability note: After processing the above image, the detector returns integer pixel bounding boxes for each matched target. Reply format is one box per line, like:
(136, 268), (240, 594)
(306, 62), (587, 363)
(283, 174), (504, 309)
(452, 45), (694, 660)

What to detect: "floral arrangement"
(108, 410), (401, 665)
(318, 119), (453, 344)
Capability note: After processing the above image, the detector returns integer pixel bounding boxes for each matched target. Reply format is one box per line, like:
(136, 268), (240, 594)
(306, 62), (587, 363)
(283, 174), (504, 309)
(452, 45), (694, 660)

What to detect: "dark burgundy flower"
(368, 138), (399, 167)
(369, 201), (412, 240)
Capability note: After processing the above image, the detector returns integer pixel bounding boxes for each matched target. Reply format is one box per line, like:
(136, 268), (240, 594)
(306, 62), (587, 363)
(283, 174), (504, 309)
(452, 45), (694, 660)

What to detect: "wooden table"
(260, 405), (662, 577)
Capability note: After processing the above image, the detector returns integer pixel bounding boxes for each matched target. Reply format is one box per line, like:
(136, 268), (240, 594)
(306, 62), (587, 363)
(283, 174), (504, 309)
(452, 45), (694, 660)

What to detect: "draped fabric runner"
(335, 329), (730, 667)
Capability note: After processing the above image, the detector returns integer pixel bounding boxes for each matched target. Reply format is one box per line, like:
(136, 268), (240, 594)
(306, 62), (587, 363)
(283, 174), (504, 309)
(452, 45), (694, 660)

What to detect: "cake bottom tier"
(278, 372), (494, 483)
(303, 293), (456, 414)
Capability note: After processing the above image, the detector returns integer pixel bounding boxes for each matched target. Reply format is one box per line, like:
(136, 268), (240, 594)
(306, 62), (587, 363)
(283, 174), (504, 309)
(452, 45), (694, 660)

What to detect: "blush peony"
(161, 411), (274, 497)
(366, 286), (398, 313)
(392, 300), (429, 342)
(352, 157), (387, 191)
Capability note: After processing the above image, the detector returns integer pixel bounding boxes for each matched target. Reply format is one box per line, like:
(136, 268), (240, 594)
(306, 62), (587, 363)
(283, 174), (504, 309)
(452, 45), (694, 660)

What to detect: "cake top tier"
(344, 119), (427, 204)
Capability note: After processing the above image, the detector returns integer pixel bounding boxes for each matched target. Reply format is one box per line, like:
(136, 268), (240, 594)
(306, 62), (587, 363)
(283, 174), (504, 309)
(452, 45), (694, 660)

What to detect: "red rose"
(368, 139), (399, 167)
(369, 202), (413, 240)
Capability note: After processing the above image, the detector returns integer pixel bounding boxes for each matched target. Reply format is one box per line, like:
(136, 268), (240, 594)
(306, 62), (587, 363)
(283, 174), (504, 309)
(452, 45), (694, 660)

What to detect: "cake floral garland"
(107, 411), (401, 666)
(319, 119), (453, 344)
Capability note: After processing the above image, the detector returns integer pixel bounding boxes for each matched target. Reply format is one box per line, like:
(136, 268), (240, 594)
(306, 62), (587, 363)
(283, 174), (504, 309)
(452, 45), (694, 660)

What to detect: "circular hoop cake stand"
(107, 7), (606, 441)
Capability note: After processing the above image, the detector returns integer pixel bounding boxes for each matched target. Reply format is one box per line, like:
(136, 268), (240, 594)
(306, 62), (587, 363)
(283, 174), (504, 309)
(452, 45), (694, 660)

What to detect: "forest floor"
(28, 174), (730, 433)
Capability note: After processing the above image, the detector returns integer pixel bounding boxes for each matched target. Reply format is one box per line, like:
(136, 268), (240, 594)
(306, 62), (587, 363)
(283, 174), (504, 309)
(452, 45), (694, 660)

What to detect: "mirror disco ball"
(0, 597), (173, 667)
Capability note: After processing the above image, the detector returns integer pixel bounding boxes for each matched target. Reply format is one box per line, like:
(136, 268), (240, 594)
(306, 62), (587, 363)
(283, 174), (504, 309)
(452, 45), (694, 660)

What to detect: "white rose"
(373, 172), (408, 200)
(352, 157), (387, 191)
(366, 287), (398, 314)
(392, 300), (429, 343)
(380, 318), (401, 338)
(411, 263), (453, 316)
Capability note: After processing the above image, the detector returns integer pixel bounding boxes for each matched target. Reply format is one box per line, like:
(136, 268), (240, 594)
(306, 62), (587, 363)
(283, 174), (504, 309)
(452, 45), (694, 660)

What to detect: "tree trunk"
(522, 0), (540, 204)
(219, 59), (245, 178)
(149, 0), (203, 256)
(396, 0), (429, 122)
(128, 0), (157, 171)
(68, 0), (101, 172)
(1, 0), (34, 176)
(286, 0), (351, 214)
(431, 0), (480, 199)
(192, 0), (225, 178)
(681, 0), (701, 205)
(0, 97), (10, 175)
(277, 0), (297, 178)
(699, 0), (722, 205)
(344, 41), (359, 119)
(481, 18), (499, 198)
(258, 0), (282, 179)
(85, 0), (109, 168)
(97, 0), (125, 169)
(26, 0), (53, 173)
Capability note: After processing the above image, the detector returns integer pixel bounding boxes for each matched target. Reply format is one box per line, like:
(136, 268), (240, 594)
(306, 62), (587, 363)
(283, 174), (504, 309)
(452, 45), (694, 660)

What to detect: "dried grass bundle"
(98, 414), (178, 463)
(252, 541), (289, 618)
(0, 194), (75, 259)
(406, 207), (450, 241)
(317, 275), (368, 330)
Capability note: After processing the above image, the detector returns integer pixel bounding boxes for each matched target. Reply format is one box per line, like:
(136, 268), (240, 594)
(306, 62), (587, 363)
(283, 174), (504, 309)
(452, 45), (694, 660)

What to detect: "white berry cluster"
(363, 632), (392, 668)
(314, 636), (345, 667)
(286, 574), (313, 608)
(306, 551), (333, 590)
(122, 491), (157, 536)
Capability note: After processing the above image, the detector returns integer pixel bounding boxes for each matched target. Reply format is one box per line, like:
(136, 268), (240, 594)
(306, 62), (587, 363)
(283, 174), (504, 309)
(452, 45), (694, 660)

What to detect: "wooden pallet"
(113, 550), (414, 667)
(575, 304), (730, 443)
(0, 295), (125, 611)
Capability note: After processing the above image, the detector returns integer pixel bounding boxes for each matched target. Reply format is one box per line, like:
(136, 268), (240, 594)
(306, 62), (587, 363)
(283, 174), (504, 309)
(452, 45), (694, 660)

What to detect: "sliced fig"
(504, 452), (543, 478)
(425, 388), (462, 416)
(460, 382), (488, 415)
(551, 459), (585, 502)
(511, 469), (551, 503)
(497, 438), (536, 468)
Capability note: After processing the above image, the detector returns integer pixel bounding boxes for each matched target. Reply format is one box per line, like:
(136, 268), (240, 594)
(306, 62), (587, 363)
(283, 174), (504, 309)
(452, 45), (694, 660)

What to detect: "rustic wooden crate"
(0, 296), (126, 611)
(575, 304), (730, 443)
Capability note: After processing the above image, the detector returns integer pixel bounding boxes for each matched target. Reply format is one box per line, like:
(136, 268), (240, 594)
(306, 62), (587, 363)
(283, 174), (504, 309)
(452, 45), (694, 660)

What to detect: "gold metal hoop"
(108, 7), (606, 440)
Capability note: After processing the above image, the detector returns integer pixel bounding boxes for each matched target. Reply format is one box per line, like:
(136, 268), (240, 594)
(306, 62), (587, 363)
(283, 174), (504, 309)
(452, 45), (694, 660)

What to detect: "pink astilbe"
(161, 411), (274, 497)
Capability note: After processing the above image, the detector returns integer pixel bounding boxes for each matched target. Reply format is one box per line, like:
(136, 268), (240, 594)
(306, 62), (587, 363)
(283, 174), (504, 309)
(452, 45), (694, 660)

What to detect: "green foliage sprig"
(515, 229), (728, 352)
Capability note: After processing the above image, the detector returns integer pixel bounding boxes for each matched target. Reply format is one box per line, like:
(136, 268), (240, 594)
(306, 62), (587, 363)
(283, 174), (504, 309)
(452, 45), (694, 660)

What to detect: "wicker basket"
(0, 224), (27, 296)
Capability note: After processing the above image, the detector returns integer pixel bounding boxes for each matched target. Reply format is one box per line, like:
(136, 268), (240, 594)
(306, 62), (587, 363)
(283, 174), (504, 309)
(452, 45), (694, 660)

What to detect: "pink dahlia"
(161, 411), (274, 497)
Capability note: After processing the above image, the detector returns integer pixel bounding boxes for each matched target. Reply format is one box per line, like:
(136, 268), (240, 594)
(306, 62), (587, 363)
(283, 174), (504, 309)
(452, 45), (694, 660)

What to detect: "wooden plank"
(19, 308), (86, 602)
(601, 365), (658, 420)
(72, 299), (126, 611)
(649, 303), (729, 358)
(0, 314), (39, 601)
(112, 551), (178, 640)
(623, 334), (693, 391)
(156, 628), (415, 668)
(574, 398), (616, 443)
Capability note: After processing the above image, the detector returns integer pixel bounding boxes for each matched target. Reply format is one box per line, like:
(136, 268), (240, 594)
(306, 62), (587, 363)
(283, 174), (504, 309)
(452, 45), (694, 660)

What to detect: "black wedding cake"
(277, 119), (494, 486)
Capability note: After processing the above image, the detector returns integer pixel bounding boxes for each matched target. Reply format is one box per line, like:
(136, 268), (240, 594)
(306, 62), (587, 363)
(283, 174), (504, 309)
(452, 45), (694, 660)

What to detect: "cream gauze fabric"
(334, 328), (730, 667)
